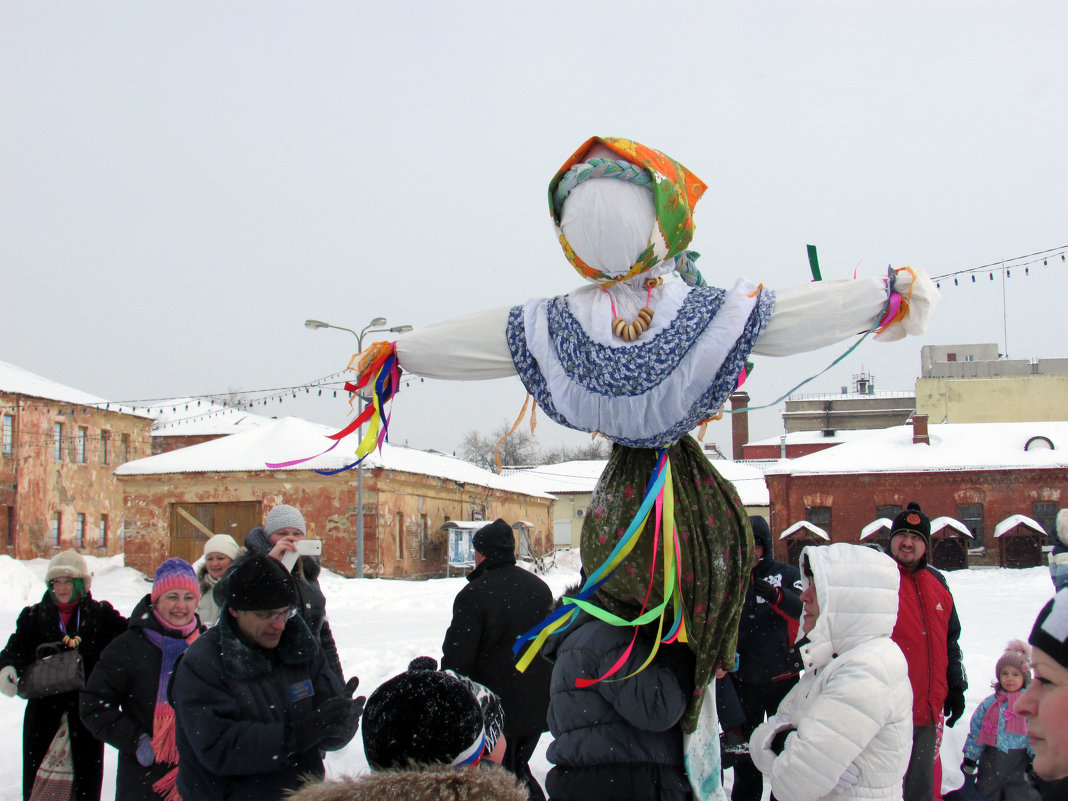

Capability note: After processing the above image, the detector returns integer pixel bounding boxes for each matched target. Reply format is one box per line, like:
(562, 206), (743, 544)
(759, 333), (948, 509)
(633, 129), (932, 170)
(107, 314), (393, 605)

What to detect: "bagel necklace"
(608, 276), (662, 342)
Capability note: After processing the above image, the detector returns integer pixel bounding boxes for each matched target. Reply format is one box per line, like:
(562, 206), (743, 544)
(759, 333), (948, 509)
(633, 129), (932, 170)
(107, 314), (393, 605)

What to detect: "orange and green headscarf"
(548, 136), (708, 286)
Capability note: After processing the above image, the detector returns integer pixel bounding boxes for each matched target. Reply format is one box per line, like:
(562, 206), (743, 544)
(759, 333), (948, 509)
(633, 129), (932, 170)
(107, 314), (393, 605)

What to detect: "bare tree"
(461, 426), (610, 469)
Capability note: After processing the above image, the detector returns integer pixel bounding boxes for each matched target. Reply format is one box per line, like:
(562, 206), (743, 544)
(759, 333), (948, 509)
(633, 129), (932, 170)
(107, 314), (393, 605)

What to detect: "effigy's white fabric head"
(560, 177), (655, 281)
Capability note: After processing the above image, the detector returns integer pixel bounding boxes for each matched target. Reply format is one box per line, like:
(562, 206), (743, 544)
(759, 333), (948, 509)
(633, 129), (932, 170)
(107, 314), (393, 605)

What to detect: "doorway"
(169, 501), (261, 564)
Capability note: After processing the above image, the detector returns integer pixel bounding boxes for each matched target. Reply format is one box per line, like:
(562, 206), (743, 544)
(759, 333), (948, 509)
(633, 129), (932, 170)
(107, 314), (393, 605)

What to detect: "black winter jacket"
(441, 558), (553, 737)
(1, 591), (127, 795)
(543, 611), (696, 801)
(171, 608), (345, 801)
(734, 552), (803, 686)
(214, 527), (344, 681)
(1, 590), (126, 683)
(79, 595), (203, 801)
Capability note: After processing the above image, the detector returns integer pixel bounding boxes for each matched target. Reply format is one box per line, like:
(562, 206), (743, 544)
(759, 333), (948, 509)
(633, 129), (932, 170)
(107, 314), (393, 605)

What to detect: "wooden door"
(170, 502), (262, 564)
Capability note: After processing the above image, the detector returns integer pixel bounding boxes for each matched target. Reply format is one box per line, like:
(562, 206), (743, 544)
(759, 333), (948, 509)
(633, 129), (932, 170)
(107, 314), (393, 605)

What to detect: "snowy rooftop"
(505, 461), (608, 494)
(745, 429), (883, 448)
(508, 454), (770, 507)
(0, 359), (112, 408)
(993, 514), (1045, 538)
(116, 416), (553, 499)
(146, 397), (275, 436)
(765, 421), (1068, 476)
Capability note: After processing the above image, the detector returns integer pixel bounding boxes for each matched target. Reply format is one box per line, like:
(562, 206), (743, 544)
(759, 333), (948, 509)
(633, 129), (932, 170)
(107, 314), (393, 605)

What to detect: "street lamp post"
(305, 316), (412, 578)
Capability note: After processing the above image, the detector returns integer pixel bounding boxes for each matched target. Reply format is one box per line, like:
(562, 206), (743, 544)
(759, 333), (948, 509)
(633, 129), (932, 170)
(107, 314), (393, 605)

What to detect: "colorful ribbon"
(264, 342), (403, 474)
(514, 450), (689, 687)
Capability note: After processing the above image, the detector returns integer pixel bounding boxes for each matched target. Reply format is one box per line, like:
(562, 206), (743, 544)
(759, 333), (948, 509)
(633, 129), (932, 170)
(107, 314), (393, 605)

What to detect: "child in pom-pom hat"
(961, 640), (1039, 801)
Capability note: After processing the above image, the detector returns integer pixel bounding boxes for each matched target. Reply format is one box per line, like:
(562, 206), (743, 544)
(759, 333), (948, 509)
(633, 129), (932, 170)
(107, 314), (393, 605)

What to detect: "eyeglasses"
(250, 607), (298, 622)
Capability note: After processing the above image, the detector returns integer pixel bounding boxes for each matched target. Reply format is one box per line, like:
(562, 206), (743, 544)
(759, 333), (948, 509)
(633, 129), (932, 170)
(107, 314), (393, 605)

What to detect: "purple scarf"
(144, 618), (199, 801)
(978, 689), (1027, 746)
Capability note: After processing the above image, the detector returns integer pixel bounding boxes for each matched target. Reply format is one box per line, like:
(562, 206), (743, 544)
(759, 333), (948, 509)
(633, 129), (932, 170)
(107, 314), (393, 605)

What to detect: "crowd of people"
(1, 505), (1066, 801)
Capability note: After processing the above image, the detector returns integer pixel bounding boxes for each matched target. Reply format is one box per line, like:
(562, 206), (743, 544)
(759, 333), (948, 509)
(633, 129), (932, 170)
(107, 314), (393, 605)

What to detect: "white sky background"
(3, 2), (1066, 456)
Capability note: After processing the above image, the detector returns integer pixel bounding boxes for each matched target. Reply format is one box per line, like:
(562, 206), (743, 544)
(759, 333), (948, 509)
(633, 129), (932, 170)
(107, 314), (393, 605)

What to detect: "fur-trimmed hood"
(285, 764), (528, 801)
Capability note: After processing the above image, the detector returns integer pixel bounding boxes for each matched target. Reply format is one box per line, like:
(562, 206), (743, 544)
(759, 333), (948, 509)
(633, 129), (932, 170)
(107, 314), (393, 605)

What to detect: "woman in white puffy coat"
(751, 543), (914, 801)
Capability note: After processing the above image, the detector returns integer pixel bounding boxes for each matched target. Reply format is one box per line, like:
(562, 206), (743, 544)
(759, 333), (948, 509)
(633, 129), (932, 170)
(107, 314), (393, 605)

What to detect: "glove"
(752, 577), (781, 604)
(343, 676), (361, 698)
(0, 665), (18, 697)
(961, 758), (978, 776)
(833, 763), (861, 794)
(135, 733), (155, 767)
(770, 726), (797, 755)
(292, 695), (364, 752)
(944, 688), (966, 727)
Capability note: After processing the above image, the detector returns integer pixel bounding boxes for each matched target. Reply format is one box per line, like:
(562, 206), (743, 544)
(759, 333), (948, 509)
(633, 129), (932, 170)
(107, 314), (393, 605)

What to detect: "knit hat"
(472, 519), (515, 562)
(1029, 587), (1068, 670)
(264, 504), (306, 538)
(890, 502), (931, 549)
(362, 667), (485, 770)
(226, 554), (297, 611)
(202, 533), (241, 561)
(151, 558), (200, 604)
(46, 550), (92, 592)
(1057, 509), (1068, 547)
(994, 639), (1032, 688)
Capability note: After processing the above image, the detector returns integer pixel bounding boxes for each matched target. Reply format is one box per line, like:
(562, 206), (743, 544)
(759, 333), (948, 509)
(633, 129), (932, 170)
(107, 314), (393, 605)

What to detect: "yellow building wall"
(916, 375), (1068, 424)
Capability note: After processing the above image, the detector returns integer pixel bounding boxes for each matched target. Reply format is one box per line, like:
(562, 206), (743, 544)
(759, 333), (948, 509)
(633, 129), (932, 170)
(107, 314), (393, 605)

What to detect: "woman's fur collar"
(285, 764), (528, 801)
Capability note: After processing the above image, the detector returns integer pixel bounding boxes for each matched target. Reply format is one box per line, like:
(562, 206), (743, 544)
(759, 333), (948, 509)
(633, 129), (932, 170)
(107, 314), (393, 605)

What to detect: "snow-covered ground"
(0, 552), (1058, 800)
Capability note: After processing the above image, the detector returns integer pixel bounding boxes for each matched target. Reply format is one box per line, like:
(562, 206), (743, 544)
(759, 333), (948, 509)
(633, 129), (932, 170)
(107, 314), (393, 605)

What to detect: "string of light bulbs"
(931, 244), (1066, 288)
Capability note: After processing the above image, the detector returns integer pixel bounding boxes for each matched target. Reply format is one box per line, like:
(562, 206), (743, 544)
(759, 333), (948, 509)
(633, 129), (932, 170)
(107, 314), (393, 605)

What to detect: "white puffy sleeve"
(754, 270), (939, 356)
(392, 307), (516, 380)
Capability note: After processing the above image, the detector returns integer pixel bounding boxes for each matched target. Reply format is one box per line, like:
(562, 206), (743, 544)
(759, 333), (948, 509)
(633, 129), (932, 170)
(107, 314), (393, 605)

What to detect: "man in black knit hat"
(172, 554), (363, 801)
(442, 519), (552, 801)
(887, 502), (967, 801)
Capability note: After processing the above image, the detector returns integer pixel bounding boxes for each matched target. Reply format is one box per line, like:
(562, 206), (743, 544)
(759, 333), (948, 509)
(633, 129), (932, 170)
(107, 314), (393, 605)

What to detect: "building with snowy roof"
(510, 453), (770, 549)
(116, 416), (555, 578)
(0, 360), (152, 559)
(764, 416), (1068, 568)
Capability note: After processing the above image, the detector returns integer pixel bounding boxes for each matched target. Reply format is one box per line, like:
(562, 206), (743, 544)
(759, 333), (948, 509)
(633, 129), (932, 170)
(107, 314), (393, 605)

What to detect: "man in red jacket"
(889, 502), (968, 801)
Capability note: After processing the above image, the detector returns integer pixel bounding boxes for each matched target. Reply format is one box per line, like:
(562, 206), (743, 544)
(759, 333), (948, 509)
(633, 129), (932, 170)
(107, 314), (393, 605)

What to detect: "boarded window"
(806, 506), (833, 540)
(958, 503), (984, 547)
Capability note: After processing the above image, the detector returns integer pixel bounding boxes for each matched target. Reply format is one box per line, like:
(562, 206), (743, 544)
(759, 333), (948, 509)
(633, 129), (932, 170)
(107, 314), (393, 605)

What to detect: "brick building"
(116, 416), (555, 578)
(764, 417), (1068, 568)
(0, 360), (153, 559)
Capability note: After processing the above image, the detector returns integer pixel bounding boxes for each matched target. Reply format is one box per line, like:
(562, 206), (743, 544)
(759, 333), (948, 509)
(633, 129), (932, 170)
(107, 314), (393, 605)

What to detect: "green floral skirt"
(580, 434), (754, 733)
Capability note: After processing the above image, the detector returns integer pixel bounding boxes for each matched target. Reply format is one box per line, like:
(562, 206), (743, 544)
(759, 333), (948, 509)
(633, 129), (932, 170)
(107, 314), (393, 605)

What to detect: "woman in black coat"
(0, 550), (127, 801)
(81, 559), (204, 801)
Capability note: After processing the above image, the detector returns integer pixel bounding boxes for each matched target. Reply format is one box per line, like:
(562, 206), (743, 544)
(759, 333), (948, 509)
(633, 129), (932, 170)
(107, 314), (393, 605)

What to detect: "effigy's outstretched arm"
(754, 268), (939, 356)
(391, 306), (515, 380)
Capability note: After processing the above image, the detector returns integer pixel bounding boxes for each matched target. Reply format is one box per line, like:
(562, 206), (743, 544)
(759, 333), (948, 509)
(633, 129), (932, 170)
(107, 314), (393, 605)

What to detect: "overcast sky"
(3, 2), (1066, 458)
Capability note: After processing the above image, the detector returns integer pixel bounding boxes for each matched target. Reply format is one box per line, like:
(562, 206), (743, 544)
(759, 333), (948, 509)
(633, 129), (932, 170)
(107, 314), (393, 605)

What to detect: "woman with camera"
(0, 550), (127, 801)
(216, 504), (343, 682)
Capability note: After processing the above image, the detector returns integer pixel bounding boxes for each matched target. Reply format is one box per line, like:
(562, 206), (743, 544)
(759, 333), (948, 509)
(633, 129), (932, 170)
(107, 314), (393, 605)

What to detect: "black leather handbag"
(17, 642), (85, 700)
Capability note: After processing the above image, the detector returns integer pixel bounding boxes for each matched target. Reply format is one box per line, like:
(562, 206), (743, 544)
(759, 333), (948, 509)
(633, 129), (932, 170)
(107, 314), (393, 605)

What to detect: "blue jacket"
(171, 608), (344, 801)
(963, 691), (1033, 760)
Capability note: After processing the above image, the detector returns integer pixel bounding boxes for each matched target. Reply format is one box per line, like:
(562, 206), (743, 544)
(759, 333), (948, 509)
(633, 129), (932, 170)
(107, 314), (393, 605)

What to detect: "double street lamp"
(305, 316), (413, 578)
